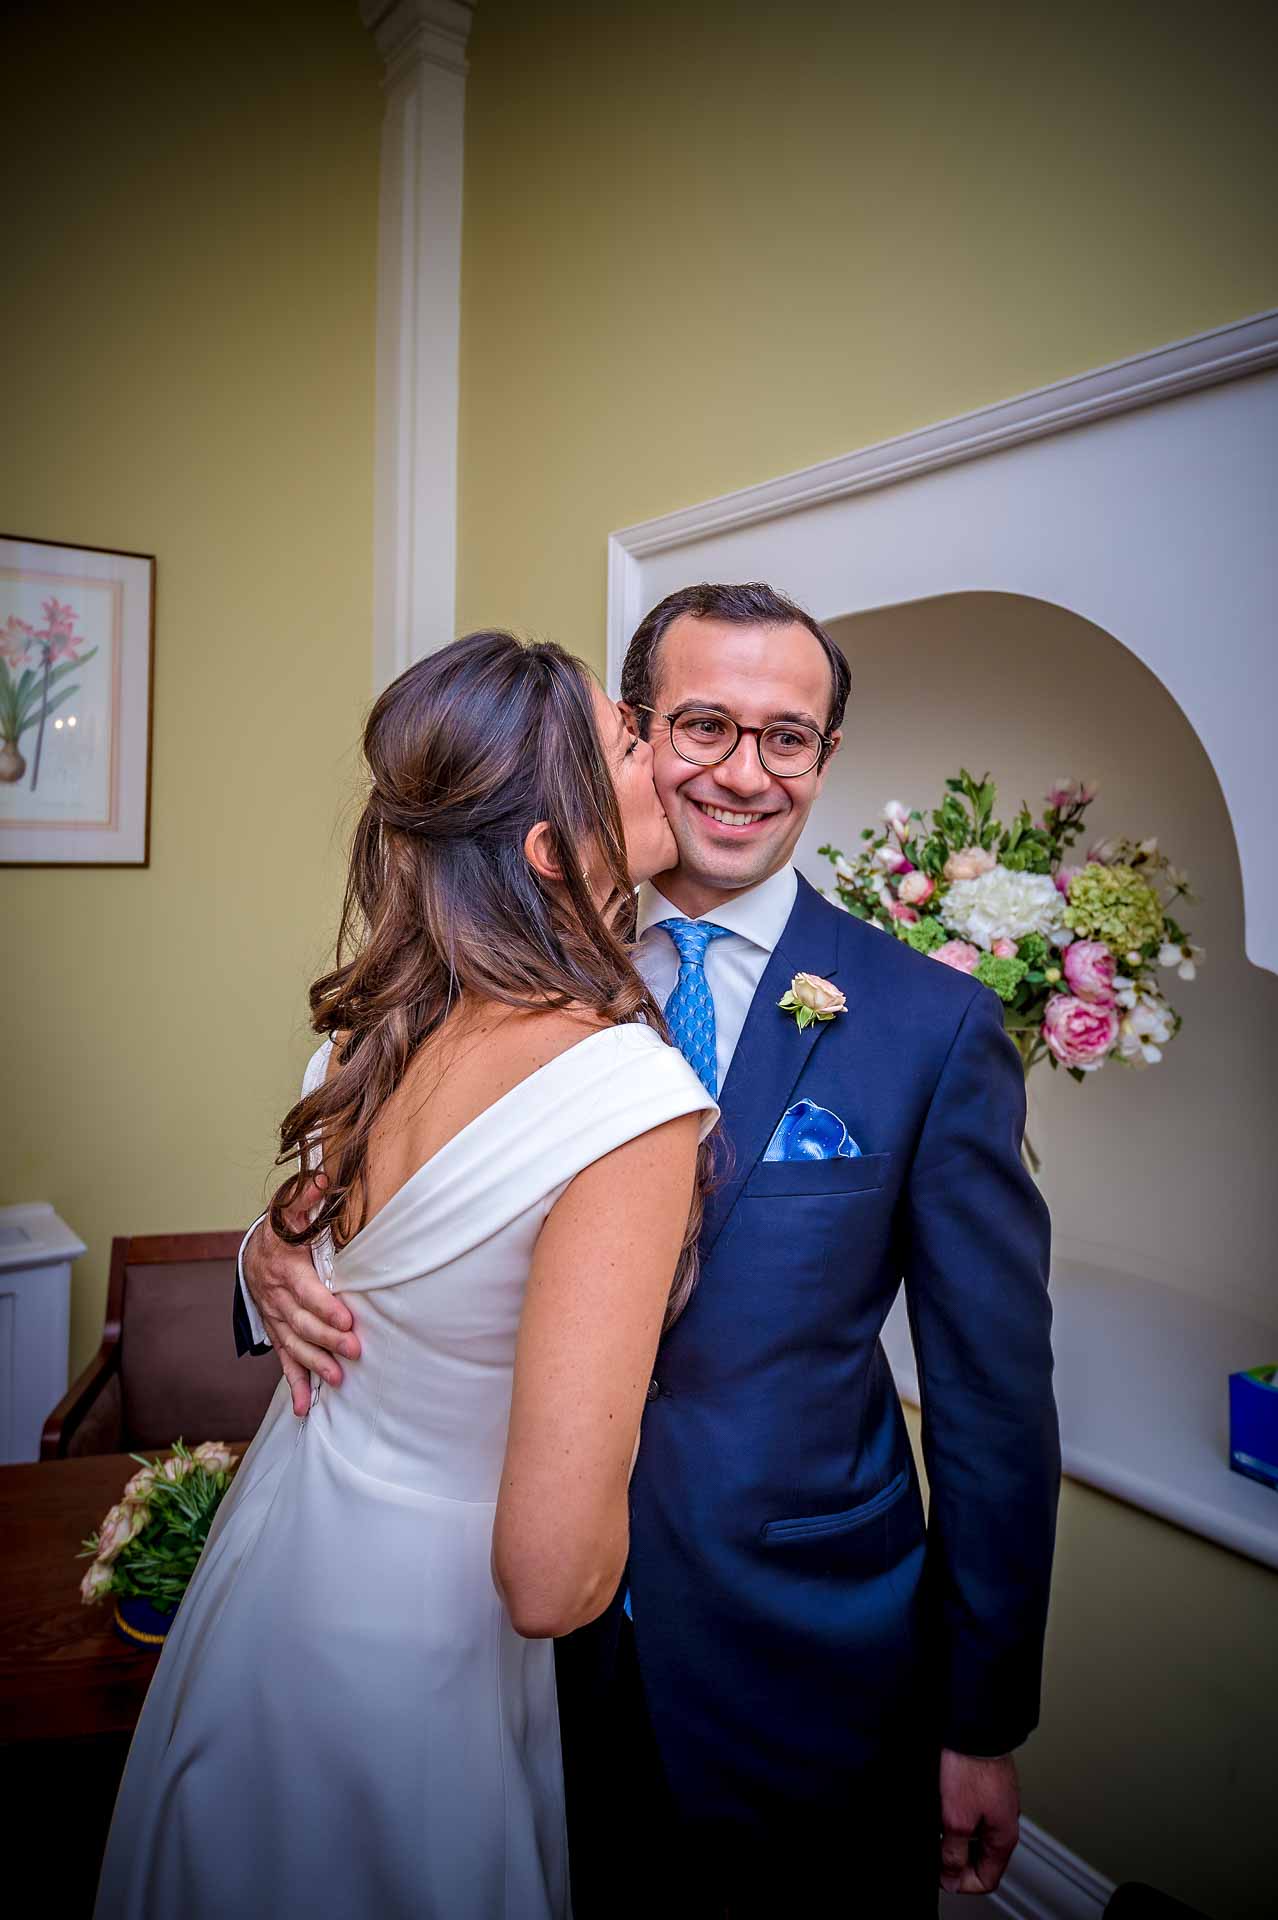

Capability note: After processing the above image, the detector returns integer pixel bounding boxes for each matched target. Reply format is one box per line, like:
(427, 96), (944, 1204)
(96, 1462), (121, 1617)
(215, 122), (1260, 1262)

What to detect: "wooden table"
(0, 1454), (163, 1745)
(0, 1451), (233, 1912)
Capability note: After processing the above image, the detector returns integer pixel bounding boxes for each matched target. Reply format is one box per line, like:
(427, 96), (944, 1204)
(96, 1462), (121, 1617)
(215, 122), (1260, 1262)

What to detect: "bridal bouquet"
(78, 1439), (238, 1617)
(820, 772), (1201, 1159)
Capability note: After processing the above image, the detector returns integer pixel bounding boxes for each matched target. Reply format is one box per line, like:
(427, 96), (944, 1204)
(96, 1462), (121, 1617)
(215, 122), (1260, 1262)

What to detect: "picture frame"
(0, 533), (155, 867)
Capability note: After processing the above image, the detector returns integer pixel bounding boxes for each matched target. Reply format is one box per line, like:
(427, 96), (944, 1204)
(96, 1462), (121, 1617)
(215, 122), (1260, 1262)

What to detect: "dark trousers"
(555, 1614), (939, 1918)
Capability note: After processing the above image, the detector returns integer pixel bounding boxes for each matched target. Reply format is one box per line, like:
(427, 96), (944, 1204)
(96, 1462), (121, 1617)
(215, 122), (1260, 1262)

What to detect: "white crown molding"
(363, 0), (475, 689)
(610, 308), (1278, 569)
(607, 306), (1278, 687)
(972, 1816), (1113, 1920)
(605, 312), (1278, 975)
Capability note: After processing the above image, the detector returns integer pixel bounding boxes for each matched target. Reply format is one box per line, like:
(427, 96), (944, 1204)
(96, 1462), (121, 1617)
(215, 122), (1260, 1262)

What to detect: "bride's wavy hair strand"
(270, 629), (709, 1326)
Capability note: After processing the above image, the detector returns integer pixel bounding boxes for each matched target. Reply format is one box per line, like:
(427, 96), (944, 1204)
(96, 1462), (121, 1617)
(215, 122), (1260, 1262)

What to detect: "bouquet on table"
(78, 1439), (238, 1641)
(820, 771), (1202, 1170)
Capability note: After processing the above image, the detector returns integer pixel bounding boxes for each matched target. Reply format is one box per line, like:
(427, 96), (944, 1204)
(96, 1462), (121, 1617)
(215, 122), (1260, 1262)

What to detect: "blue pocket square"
(763, 1099), (862, 1162)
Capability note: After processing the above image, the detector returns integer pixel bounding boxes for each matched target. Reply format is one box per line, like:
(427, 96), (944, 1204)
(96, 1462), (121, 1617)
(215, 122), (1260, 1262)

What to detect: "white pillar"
(360, 2), (474, 690)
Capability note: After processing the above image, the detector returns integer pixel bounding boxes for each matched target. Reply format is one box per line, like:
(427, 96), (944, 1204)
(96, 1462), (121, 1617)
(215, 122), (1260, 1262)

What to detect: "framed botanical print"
(0, 534), (155, 866)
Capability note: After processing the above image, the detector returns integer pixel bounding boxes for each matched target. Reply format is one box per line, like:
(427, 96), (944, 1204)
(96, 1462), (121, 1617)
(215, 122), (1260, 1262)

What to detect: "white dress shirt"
(240, 864), (799, 1347)
(635, 862), (797, 1095)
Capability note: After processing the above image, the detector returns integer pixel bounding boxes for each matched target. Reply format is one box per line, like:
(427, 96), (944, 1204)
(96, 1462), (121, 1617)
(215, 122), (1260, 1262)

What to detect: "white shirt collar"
(636, 863), (798, 956)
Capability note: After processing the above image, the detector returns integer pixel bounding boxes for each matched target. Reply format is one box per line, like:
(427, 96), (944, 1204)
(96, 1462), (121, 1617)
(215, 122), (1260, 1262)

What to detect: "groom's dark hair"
(620, 582), (851, 736)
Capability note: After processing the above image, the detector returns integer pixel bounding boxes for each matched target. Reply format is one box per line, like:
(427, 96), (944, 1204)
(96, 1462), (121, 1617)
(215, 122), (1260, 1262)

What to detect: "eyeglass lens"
(670, 711), (822, 775)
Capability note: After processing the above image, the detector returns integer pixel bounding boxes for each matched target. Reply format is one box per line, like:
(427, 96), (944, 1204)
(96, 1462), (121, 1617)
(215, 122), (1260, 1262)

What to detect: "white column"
(361, 1), (474, 690)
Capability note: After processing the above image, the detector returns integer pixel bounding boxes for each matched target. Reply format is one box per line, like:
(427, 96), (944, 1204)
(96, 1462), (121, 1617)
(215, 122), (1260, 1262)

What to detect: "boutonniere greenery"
(778, 971), (846, 1031)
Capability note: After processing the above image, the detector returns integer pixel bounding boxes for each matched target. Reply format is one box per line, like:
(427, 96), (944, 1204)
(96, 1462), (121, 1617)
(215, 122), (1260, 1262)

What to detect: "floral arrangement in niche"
(0, 596), (97, 788)
(820, 772), (1202, 1170)
(78, 1440), (238, 1618)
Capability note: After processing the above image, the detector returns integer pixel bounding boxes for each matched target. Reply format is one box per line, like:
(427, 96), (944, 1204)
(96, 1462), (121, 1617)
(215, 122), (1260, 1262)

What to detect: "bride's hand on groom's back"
(242, 1174), (362, 1417)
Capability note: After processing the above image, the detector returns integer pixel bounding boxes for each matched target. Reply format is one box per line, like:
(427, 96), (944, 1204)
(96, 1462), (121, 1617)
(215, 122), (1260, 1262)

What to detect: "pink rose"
(932, 940), (981, 975)
(872, 844), (912, 875)
(992, 938), (1018, 958)
(1041, 992), (1119, 1069)
(96, 1501), (147, 1565)
(888, 902), (919, 925)
(80, 1559), (114, 1605)
(943, 846), (997, 883)
(1054, 865), (1081, 897)
(898, 870), (935, 907)
(1062, 940), (1117, 1004)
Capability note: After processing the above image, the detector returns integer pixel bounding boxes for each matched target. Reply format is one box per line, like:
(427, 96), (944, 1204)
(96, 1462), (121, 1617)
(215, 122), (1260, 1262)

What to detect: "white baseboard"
(940, 1817), (1115, 1920)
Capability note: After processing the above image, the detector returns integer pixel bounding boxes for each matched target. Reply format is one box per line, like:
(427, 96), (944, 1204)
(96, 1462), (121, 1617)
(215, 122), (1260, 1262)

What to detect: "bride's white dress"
(95, 1023), (714, 1920)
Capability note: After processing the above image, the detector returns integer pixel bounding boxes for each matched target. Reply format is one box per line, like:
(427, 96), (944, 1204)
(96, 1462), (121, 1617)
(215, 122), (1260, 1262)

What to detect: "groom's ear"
(523, 820), (562, 883)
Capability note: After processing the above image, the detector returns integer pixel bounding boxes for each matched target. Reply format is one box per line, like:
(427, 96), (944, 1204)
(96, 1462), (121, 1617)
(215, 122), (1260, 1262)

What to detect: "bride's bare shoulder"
(490, 1002), (614, 1072)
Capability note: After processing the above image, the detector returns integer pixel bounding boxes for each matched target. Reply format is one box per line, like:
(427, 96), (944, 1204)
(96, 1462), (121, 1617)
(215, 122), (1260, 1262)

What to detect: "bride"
(95, 630), (717, 1919)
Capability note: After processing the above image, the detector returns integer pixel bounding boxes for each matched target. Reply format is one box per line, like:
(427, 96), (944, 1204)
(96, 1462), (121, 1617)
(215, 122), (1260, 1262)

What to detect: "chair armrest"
(40, 1348), (122, 1460)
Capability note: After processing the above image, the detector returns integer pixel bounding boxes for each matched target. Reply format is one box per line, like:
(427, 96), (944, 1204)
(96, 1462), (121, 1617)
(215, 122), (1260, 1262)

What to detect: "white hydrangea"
(939, 865), (1067, 951)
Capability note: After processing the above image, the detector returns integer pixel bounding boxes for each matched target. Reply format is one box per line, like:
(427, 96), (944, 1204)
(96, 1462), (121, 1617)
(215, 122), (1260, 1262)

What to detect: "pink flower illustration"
(0, 616), (34, 668)
(39, 597), (78, 637)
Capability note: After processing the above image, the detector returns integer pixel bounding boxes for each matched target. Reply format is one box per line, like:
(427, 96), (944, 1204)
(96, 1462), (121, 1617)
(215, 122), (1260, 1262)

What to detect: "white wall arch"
(607, 311), (1278, 974)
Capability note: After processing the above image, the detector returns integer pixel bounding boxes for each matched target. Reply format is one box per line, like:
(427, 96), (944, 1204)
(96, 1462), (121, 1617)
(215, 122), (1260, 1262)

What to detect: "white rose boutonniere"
(778, 971), (846, 1031)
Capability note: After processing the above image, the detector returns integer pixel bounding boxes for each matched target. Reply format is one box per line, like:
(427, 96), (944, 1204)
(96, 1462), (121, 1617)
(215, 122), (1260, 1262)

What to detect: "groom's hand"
(243, 1175), (361, 1417)
(938, 1748), (1019, 1894)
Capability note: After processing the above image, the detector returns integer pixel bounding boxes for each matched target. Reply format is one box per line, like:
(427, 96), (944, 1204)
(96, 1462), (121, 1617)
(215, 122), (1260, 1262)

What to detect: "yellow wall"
(456, 3), (1278, 1913)
(457, 0), (1278, 657)
(1, 1), (383, 1374)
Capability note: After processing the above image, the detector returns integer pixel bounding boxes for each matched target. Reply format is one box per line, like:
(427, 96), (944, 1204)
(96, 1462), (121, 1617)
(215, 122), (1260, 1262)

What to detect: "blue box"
(1229, 1365), (1278, 1491)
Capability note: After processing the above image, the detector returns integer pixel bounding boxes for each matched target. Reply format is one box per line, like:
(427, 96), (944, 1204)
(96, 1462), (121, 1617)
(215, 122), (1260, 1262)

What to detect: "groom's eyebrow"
(676, 697), (825, 730)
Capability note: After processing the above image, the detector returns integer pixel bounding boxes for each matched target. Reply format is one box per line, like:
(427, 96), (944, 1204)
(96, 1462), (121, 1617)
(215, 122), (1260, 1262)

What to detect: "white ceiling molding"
(361, 1), (475, 689)
(607, 309), (1278, 973)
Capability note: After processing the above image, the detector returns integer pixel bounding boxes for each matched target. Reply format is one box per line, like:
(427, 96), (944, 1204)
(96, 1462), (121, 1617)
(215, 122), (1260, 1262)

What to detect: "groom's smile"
(630, 612), (842, 916)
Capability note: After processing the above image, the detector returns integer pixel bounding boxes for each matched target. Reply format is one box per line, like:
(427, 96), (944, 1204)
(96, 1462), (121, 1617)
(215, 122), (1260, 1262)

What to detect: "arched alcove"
(804, 591), (1278, 1327)
(607, 323), (1278, 1562)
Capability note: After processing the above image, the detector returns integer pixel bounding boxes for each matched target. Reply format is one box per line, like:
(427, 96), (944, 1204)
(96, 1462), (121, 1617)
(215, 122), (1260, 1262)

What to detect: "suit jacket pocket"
(761, 1466), (910, 1544)
(743, 1151), (890, 1199)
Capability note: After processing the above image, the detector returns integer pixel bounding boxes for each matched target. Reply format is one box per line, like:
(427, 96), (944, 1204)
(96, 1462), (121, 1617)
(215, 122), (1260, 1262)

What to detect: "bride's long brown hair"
(270, 629), (710, 1326)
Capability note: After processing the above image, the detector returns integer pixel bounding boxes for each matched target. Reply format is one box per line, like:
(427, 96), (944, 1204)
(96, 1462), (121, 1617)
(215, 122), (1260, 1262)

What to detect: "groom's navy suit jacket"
(622, 874), (1058, 1835)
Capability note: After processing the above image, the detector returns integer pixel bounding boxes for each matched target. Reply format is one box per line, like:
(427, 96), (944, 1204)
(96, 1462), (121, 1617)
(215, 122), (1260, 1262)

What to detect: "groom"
(235, 582), (1059, 1915)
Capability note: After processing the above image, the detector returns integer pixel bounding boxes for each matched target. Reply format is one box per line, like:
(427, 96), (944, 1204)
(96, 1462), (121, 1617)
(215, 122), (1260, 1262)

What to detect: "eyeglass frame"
(632, 703), (835, 779)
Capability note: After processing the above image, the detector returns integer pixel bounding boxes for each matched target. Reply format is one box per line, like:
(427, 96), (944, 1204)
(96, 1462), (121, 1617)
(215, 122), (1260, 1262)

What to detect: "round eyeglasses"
(636, 705), (830, 779)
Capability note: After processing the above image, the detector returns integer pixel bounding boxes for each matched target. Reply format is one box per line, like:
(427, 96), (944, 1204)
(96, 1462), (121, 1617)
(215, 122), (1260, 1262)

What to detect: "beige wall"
(456, 5), (1278, 1913)
(1, 1), (383, 1373)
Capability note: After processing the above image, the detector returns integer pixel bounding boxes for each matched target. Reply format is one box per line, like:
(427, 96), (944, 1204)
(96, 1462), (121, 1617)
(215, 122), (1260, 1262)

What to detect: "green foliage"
(81, 1441), (235, 1616)
(902, 916), (950, 955)
(975, 953), (1030, 1002)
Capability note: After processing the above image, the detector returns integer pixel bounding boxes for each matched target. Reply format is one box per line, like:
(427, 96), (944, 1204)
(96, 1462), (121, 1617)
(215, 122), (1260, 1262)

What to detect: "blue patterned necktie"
(657, 918), (734, 1096)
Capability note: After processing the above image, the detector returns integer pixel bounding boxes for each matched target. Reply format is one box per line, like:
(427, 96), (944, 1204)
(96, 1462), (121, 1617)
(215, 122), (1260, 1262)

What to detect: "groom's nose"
(710, 730), (773, 800)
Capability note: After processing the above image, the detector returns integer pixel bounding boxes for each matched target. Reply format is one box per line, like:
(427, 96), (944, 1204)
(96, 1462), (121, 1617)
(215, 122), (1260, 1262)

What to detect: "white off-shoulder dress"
(95, 1023), (715, 1920)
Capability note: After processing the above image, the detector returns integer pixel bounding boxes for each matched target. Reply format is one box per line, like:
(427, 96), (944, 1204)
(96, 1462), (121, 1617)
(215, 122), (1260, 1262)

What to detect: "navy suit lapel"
(700, 874), (846, 1259)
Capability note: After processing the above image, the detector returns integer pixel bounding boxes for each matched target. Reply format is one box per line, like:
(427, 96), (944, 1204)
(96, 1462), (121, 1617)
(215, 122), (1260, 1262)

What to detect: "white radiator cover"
(0, 1203), (84, 1463)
